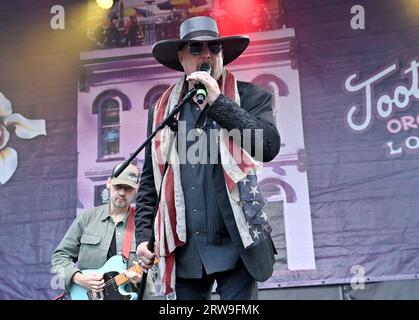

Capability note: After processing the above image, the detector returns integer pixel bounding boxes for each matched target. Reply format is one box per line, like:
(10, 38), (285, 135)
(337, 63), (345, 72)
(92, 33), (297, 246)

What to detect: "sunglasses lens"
(189, 42), (203, 55)
(208, 42), (222, 54)
(188, 42), (222, 55)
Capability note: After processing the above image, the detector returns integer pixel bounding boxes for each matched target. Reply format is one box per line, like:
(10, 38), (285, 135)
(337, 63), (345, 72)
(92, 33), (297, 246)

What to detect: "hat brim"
(152, 35), (250, 71)
(110, 179), (139, 190)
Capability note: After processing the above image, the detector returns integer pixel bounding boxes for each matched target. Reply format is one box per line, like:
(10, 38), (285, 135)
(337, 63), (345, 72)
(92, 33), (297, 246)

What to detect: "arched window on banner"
(98, 98), (120, 158)
(144, 84), (170, 110)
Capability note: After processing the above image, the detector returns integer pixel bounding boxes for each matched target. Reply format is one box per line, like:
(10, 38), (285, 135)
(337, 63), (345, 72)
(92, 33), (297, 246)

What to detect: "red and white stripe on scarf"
(151, 68), (261, 295)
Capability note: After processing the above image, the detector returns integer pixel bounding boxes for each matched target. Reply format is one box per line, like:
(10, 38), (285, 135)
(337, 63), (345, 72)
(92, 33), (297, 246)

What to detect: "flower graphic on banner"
(0, 91), (47, 184)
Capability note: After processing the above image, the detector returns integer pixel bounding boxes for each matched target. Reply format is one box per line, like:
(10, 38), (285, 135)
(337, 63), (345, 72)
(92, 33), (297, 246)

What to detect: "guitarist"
(51, 163), (156, 299)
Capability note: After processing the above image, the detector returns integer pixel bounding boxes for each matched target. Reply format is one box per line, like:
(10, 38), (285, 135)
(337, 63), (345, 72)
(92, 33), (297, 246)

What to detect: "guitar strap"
(122, 206), (135, 262)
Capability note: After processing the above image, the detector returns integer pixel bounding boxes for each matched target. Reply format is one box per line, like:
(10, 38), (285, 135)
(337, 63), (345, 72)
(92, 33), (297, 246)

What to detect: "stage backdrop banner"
(0, 0), (419, 299)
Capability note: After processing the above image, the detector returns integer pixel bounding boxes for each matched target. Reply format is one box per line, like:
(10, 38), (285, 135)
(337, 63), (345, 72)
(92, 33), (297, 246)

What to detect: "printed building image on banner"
(77, 25), (316, 290)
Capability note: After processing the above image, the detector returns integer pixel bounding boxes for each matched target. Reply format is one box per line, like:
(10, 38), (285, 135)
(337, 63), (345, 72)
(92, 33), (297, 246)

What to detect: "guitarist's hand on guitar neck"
(123, 260), (142, 285)
(72, 272), (105, 293)
(136, 241), (159, 270)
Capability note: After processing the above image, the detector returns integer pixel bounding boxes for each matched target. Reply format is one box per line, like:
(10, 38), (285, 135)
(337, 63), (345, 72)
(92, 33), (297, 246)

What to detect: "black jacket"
(135, 81), (280, 282)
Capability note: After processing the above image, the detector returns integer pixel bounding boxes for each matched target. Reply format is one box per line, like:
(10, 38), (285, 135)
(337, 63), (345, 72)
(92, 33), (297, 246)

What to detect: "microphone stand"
(113, 87), (197, 178)
(113, 87), (197, 300)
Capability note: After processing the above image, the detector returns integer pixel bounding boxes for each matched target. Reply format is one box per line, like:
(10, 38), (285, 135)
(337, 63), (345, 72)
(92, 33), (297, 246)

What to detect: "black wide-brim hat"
(152, 16), (250, 72)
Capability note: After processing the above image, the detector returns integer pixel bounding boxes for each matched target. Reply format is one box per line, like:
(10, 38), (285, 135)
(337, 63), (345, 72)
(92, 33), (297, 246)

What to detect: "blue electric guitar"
(69, 255), (142, 300)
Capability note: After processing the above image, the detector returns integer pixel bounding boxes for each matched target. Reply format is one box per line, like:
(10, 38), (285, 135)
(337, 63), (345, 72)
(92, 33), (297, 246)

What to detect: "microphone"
(195, 63), (212, 104)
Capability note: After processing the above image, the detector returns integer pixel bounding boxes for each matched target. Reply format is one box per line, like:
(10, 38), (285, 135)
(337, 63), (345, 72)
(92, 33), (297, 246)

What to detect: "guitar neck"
(113, 264), (142, 287)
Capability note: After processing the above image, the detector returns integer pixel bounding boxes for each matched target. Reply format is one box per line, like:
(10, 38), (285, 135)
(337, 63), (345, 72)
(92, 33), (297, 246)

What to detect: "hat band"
(182, 30), (219, 40)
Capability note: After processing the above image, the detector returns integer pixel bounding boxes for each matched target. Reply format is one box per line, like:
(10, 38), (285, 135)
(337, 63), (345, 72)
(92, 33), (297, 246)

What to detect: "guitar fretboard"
(113, 264), (142, 287)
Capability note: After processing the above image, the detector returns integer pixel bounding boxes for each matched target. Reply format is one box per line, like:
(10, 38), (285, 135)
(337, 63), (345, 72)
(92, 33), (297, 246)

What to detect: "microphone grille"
(200, 63), (211, 73)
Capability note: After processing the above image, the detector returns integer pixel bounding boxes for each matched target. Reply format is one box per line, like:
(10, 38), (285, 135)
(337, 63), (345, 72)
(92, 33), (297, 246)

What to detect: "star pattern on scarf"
(237, 174), (272, 246)
(260, 210), (268, 221)
(249, 186), (260, 197)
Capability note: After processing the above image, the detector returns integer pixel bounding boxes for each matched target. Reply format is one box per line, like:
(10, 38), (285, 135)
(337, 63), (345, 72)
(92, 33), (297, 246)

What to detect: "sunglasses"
(186, 41), (222, 55)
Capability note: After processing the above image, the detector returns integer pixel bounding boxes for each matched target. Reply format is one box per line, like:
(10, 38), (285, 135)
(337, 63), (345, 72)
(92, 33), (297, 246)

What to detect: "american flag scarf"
(151, 68), (271, 296)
